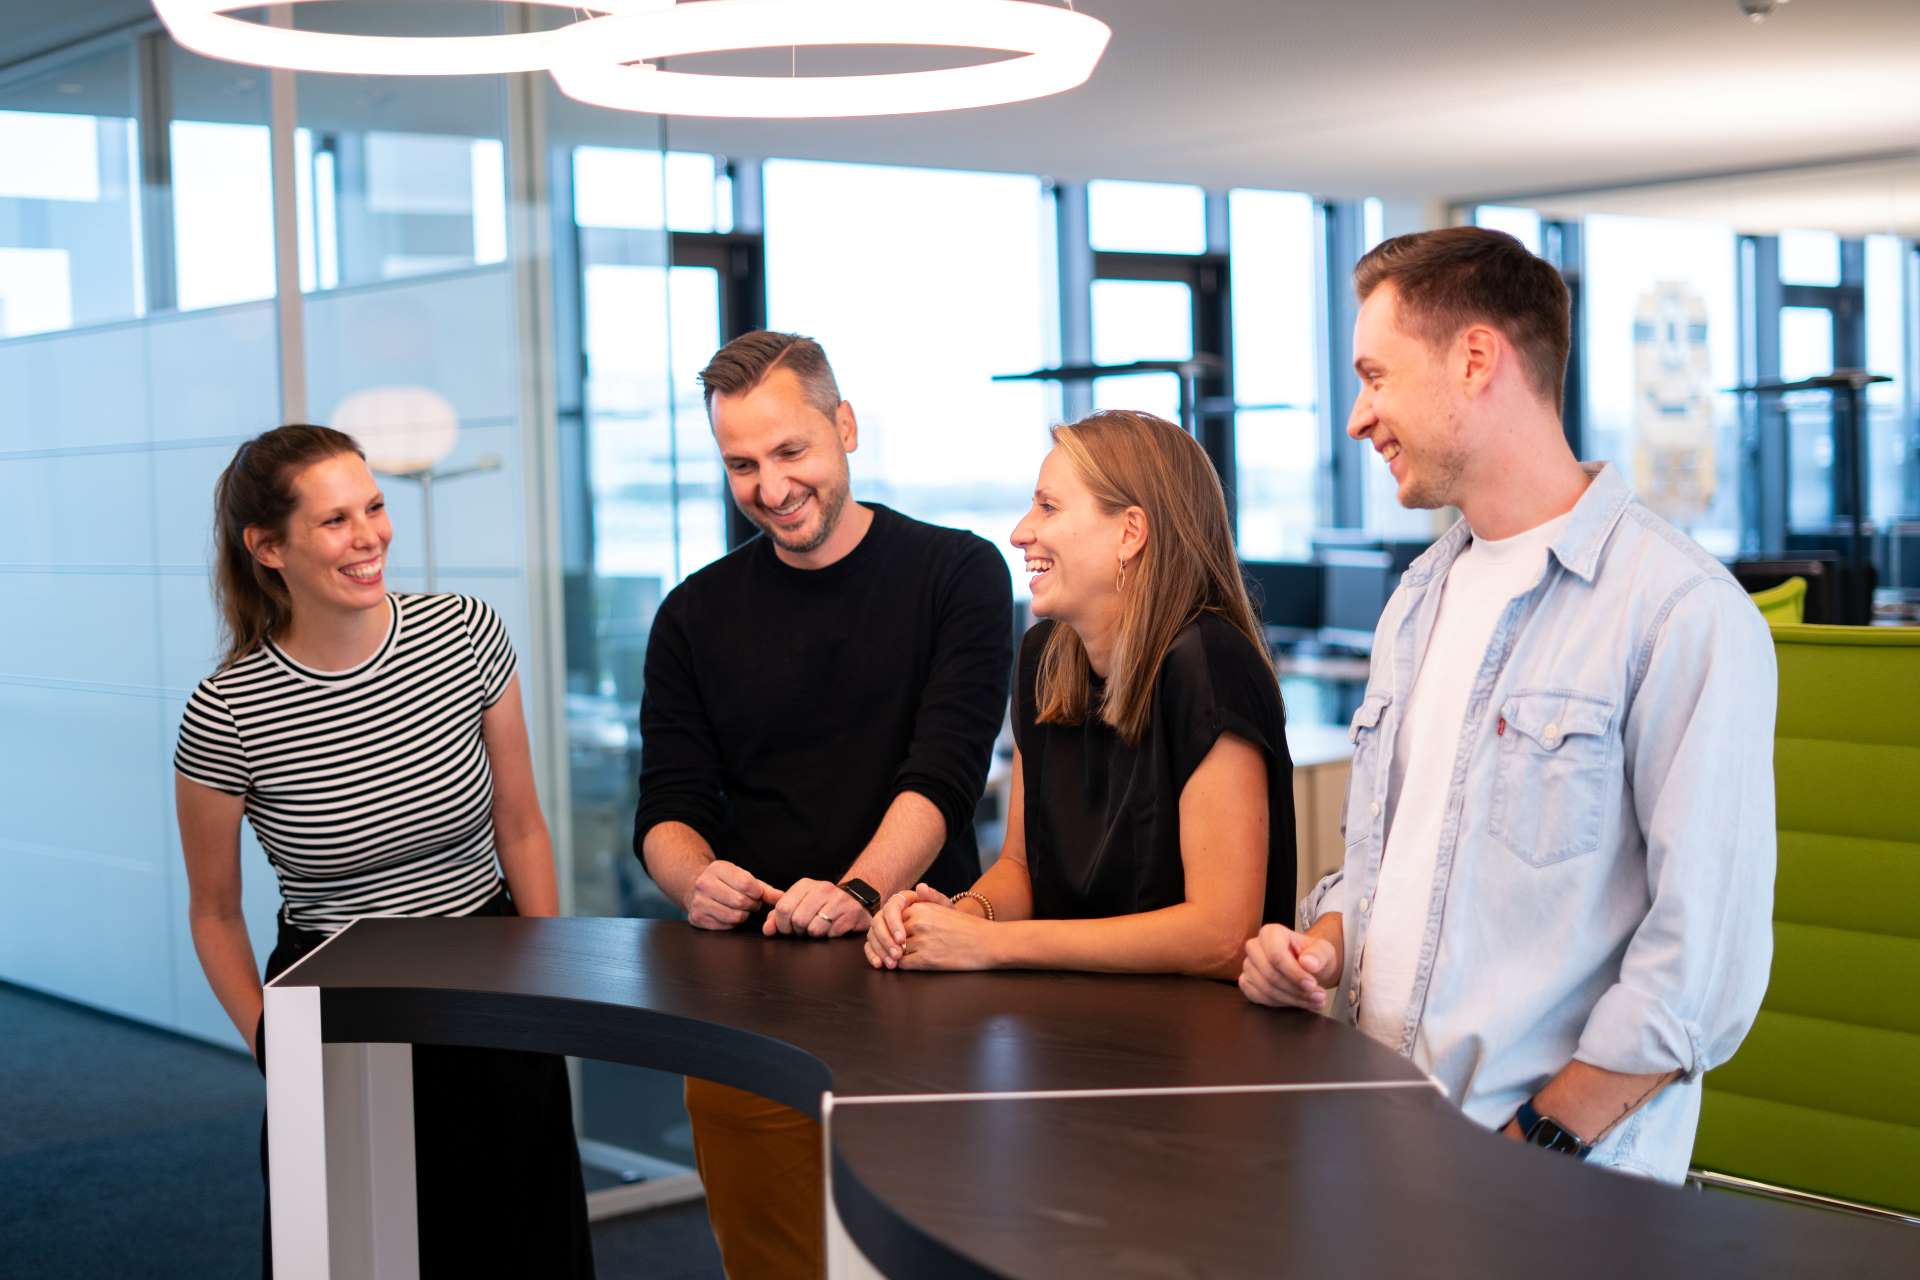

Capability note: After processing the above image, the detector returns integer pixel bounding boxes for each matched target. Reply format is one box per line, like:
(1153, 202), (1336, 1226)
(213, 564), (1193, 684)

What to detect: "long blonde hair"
(1035, 410), (1275, 745)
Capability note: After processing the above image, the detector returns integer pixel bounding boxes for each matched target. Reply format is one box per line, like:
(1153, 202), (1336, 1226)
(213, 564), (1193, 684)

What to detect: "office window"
(574, 147), (732, 233)
(764, 158), (1057, 593)
(1864, 234), (1913, 523)
(166, 43), (277, 312)
(1474, 205), (1544, 256)
(170, 121), (276, 310)
(1780, 304), (1838, 530)
(1362, 196), (1386, 252)
(1778, 228), (1842, 288)
(581, 260), (728, 586)
(1088, 178), (1206, 255)
(1582, 214), (1741, 555)
(0, 49), (144, 337)
(1229, 188), (1320, 559)
(1090, 277), (1192, 423)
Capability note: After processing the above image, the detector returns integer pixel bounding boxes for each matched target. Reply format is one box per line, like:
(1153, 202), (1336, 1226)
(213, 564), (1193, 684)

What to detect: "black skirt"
(257, 890), (595, 1279)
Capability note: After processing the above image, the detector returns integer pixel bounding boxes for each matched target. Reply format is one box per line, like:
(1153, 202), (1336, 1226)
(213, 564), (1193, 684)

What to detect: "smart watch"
(1514, 1098), (1593, 1160)
(837, 878), (881, 913)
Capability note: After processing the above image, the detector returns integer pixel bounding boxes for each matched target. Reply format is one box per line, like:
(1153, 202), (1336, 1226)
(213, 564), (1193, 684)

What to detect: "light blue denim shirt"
(1302, 463), (1777, 1181)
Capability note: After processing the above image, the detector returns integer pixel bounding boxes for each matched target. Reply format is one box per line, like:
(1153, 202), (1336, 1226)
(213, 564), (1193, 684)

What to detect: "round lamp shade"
(332, 386), (461, 475)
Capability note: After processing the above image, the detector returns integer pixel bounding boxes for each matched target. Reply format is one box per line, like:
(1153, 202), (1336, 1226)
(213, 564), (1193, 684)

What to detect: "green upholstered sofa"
(1690, 624), (1920, 1219)
(1749, 576), (1808, 627)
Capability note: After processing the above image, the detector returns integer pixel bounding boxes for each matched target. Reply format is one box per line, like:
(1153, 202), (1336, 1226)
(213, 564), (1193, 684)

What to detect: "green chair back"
(1749, 576), (1807, 627)
(1692, 625), (1920, 1215)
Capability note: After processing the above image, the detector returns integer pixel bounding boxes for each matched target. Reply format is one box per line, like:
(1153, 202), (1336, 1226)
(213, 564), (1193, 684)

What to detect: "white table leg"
(821, 1095), (890, 1280)
(266, 984), (419, 1278)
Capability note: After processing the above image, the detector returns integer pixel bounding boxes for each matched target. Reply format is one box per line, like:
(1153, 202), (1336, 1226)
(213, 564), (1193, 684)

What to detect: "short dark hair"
(697, 330), (841, 418)
(1353, 227), (1571, 412)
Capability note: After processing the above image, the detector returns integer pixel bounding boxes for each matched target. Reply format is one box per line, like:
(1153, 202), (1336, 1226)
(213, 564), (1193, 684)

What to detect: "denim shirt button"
(1368, 800), (1381, 817)
(1543, 722), (1562, 747)
(1358, 897), (1371, 913)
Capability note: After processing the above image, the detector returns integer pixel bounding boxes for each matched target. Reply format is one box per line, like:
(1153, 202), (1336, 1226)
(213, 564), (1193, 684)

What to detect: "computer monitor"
(1240, 560), (1324, 632)
(1320, 549), (1397, 640)
(1731, 556), (1839, 625)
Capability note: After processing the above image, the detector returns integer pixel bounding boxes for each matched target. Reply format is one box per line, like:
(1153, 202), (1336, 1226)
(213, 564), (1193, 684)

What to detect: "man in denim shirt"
(1241, 227), (1775, 1181)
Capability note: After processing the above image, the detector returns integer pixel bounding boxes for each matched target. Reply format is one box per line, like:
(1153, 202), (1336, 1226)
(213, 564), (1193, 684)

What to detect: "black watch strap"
(837, 878), (881, 912)
(1515, 1099), (1594, 1160)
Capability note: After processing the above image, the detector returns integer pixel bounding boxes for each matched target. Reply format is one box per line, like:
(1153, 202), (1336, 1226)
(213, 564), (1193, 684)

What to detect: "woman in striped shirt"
(174, 424), (592, 1277)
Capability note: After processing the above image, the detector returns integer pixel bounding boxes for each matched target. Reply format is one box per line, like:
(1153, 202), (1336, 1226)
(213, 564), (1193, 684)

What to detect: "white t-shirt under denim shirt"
(1303, 463), (1776, 1182)
(1356, 512), (1570, 1055)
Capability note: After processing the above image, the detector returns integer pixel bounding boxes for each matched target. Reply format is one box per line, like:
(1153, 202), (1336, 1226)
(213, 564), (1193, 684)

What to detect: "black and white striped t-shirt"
(174, 593), (518, 934)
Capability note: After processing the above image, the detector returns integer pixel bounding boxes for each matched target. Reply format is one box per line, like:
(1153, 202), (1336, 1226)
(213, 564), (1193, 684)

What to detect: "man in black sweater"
(632, 331), (1011, 1277)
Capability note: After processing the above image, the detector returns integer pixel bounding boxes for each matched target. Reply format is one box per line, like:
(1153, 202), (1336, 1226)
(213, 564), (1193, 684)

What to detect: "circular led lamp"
(552, 0), (1113, 119)
(153, 0), (669, 78)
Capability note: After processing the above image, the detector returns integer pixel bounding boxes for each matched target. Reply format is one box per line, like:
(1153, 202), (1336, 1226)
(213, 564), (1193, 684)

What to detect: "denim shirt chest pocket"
(1342, 690), (1392, 848)
(1487, 689), (1617, 866)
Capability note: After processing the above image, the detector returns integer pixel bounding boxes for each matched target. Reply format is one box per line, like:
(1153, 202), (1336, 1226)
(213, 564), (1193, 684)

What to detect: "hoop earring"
(1115, 556), (1130, 594)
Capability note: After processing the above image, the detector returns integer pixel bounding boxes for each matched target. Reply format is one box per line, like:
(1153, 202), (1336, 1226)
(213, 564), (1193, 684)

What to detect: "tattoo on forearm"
(1597, 1072), (1680, 1141)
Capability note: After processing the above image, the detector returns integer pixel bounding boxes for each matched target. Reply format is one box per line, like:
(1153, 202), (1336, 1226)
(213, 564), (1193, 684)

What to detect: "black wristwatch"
(1514, 1098), (1593, 1160)
(837, 878), (881, 913)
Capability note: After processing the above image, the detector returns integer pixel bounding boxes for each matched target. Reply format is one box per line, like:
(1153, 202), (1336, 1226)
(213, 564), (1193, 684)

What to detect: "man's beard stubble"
(754, 479), (849, 554)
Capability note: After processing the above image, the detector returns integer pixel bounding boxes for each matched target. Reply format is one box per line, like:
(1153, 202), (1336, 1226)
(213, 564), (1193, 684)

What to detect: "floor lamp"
(332, 386), (503, 592)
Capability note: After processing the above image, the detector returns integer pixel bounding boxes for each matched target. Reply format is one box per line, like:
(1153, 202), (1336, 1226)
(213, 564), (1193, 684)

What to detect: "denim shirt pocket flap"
(1499, 689), (1612, 751)
(1348, 690), (1392, 743)
(1490, 689), (1617, 866)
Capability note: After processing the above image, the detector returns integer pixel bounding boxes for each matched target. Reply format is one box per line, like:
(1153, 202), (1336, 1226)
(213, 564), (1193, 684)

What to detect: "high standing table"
(264, 918), (1919, 1278)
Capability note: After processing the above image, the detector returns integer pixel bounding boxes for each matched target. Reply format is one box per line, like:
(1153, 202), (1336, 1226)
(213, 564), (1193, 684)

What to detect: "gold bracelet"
(951, 890), (996, 922)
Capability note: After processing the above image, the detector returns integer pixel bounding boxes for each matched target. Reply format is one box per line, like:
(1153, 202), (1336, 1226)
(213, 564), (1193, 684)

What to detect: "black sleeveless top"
(1014, 614), (1297, 925)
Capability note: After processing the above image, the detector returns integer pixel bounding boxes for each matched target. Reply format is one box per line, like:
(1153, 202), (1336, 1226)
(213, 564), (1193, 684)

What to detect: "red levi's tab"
(1497, 716), (1507, 736)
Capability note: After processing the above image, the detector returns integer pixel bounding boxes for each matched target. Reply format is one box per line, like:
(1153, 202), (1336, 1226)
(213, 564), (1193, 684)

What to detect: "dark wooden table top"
(276, 917), (1920, 1278)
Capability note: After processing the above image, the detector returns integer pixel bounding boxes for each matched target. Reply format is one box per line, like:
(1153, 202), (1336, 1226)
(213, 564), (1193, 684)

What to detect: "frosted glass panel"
(0, 683), (167, 859)
(0, 840), (173, 1020)
(0, 451), (155, 567)
(0, 326), (149, 451)
(304, 268), (517, 425)
(145, 304), (282, 443)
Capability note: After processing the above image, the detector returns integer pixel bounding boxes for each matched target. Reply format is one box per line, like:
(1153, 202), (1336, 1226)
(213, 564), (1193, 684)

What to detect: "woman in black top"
(174, 425), (592, 1277)
(866, 410), (1294, 979)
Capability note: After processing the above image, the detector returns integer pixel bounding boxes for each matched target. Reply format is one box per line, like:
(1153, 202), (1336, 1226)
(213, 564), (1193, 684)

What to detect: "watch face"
(1527, 1117), (1590, 1158)
(1541, 1127), (1583, 1155)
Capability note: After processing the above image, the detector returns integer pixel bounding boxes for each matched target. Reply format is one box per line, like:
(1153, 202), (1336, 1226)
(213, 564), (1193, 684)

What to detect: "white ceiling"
(657, 0), (1920, 206)
(7, 1), (1919, 225)
(1505, 153), (1920, 238)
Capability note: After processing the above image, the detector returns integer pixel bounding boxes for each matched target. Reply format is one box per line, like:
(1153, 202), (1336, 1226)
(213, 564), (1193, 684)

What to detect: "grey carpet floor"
(0, 982), (722, 1278)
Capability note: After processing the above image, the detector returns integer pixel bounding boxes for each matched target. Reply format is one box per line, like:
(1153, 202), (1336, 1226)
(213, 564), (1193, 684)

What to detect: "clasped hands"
(1238, 922), (1337, 1012)
(685, 860), (872, 938)
(863, 883), (994, 971)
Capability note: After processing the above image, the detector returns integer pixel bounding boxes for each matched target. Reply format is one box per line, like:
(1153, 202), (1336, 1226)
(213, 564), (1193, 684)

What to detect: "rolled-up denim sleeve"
(1298, 869), (1347, 931)
(1576, 579), (1777, 1080)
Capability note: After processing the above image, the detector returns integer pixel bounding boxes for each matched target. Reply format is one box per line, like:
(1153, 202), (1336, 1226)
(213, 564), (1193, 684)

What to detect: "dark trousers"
(257, 892), (595, 1278)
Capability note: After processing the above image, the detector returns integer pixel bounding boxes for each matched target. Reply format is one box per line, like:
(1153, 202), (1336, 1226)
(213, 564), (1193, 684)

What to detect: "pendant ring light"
(552, 1), (1113, 118)
(153, 0), (668, 78)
